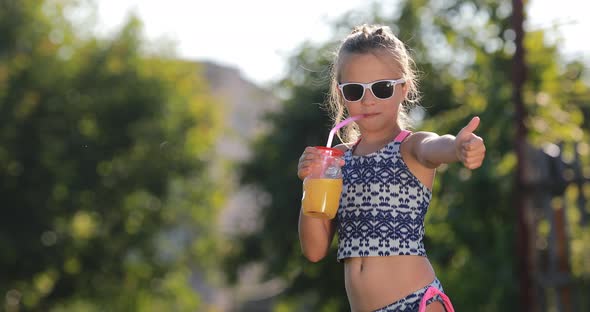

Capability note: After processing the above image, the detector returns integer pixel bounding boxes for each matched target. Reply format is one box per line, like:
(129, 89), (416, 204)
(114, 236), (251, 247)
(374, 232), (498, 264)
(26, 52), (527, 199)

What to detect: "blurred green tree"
(0, 0), (224, 311)
(223, 0), (589, 311)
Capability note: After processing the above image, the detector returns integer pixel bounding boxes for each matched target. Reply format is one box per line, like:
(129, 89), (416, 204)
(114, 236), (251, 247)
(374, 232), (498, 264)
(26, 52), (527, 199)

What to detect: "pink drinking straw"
(326, 115), (364, 148)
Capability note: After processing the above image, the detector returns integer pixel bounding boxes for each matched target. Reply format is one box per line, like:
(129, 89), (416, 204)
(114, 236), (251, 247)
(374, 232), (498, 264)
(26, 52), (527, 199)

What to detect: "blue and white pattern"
(336, 140), (432, 261)
(373, 279), (446, 312)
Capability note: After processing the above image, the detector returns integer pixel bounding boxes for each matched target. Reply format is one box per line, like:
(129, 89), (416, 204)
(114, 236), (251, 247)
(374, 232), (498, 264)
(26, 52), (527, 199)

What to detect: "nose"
(361, 86), (377, 106)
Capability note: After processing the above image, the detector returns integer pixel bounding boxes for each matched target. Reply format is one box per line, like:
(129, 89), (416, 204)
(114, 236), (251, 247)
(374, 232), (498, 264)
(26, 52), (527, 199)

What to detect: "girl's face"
(338, 51), (407, 135)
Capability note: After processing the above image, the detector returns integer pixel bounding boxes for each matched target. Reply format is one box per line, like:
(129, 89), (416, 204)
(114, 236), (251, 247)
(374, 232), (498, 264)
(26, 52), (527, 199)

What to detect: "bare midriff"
(344, 255), (435, 312)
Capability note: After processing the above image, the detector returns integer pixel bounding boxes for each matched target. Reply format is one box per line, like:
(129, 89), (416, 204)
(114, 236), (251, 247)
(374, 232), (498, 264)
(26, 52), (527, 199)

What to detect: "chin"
(360, 117), (397, 132)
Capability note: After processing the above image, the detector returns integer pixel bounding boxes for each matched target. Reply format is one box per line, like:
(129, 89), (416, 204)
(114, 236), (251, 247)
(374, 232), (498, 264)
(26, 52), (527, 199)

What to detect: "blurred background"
(1, 0), (589, 311)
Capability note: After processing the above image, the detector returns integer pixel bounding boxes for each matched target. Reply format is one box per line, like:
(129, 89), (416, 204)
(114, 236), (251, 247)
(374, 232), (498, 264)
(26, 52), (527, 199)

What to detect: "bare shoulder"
(400, 131), (438, 189)
(402, 131), (436, 152)
(405, 131), (439, 144)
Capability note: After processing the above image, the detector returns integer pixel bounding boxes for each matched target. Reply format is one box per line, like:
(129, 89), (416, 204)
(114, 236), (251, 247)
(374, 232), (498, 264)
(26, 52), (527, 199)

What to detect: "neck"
(354, 125), (402, 155)
(360, 125), (402, 145)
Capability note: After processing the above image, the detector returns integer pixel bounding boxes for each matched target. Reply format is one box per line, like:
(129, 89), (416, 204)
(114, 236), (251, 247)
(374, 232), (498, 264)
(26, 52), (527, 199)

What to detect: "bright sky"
(92, 0), (589, 86)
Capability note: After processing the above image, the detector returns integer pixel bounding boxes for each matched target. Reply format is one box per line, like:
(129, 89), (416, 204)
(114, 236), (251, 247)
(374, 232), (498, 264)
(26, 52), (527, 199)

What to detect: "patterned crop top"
(336, 130), (432, 261)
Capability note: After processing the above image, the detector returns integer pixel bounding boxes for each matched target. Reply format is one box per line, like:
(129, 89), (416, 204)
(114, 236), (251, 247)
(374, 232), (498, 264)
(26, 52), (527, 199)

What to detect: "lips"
(363, 113), (380, 118)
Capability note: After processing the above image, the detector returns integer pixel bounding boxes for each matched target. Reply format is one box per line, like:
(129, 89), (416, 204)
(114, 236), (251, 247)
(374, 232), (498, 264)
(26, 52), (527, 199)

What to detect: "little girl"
(297, 24), (486, 312)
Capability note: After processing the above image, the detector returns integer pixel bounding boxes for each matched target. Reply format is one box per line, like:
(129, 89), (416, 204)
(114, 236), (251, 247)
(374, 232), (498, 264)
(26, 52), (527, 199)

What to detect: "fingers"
(454, 116), (485, 169)
(297, 147), (320, 180)
(459, 135), (486, 169)
(297, 147), (346, 180)
(457, 116), (480, 141)
(463, 116), (480, 134)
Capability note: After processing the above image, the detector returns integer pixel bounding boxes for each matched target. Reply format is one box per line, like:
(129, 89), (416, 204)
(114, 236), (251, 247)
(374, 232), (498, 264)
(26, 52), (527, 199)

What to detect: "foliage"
(222, 0), (590, 311)
(0, 0), (224, 310)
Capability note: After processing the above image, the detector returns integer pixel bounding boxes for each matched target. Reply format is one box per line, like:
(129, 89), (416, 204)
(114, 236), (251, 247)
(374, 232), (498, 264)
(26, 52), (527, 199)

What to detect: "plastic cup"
(301, 147), (344, 219)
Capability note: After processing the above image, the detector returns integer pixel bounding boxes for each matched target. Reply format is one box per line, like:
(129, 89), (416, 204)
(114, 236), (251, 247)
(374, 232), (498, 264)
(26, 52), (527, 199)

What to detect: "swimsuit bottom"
(372, 278), (447, 312)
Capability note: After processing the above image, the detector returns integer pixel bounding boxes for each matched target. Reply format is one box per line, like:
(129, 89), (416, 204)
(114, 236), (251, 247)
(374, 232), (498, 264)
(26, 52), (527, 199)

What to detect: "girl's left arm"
(411, 116), (486, 169)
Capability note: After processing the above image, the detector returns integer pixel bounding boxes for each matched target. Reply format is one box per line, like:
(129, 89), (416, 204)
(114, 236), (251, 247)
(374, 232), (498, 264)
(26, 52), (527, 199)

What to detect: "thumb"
(457, 116), (480, 139)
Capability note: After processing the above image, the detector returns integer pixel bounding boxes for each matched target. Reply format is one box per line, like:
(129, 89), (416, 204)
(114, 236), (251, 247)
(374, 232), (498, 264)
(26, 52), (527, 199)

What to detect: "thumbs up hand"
(455, 116), (486, 169)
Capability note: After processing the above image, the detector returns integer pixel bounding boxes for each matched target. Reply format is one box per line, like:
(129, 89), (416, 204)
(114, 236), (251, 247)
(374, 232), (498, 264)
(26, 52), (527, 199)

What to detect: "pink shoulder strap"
(394, 130), (412, 142)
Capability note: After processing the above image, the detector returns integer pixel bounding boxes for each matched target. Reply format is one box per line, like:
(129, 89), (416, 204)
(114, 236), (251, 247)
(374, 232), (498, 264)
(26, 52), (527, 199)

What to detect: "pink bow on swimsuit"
(418, 286), (455, 312)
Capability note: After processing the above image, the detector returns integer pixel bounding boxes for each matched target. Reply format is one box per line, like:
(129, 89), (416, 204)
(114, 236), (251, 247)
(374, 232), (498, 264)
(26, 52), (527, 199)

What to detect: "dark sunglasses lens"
(372, 81), (394, 99)
(342, 84), (364, 101)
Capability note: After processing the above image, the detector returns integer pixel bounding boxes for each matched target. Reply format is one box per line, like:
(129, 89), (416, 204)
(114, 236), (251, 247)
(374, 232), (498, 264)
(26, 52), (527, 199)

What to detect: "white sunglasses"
(338, 78), (406, 102)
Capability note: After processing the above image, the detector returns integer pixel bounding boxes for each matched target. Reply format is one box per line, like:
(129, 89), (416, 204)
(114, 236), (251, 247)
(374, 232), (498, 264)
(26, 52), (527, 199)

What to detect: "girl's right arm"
(298, 210), (336, 262)
(297, 146), (338, 262)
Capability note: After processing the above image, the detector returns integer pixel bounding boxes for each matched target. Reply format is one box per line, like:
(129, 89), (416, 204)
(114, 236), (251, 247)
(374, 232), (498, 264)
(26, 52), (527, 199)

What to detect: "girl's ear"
(401, 82), (409, 99)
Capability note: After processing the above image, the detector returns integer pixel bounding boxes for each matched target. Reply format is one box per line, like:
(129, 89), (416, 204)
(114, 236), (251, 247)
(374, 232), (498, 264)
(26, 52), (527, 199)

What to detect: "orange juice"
(302, 178), (343, 219)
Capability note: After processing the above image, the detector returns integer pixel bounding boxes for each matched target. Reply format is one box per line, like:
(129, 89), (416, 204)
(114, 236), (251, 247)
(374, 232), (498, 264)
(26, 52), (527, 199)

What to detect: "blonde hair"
(326, 24), (420, 145)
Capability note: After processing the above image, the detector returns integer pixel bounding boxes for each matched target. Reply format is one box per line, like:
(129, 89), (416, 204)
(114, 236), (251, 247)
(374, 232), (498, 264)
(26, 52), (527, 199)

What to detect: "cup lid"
(315, 146), (344, 157)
